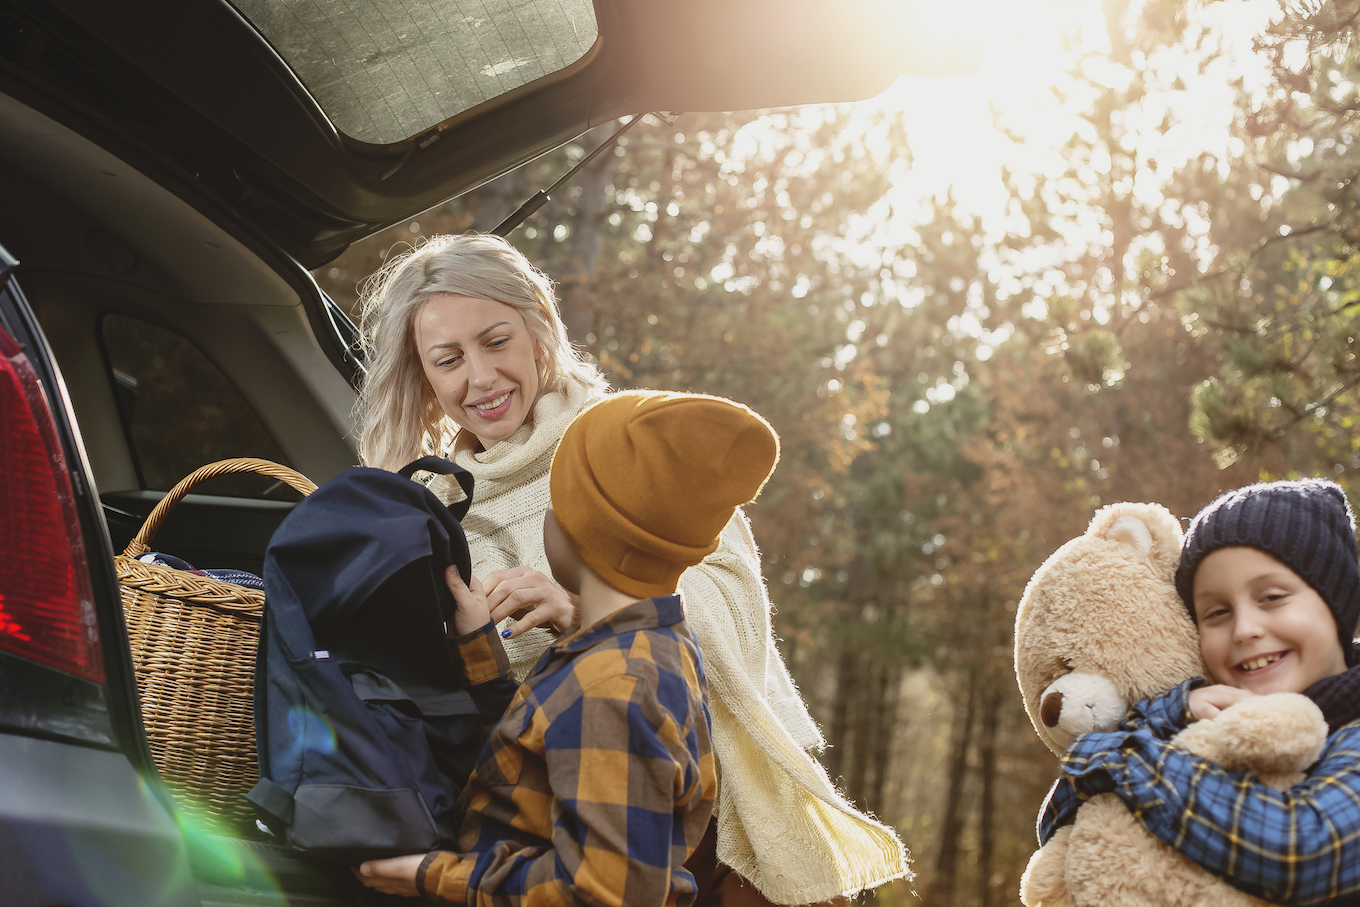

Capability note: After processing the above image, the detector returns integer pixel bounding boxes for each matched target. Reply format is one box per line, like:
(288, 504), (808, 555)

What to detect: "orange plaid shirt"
(419, 594), (715, 907)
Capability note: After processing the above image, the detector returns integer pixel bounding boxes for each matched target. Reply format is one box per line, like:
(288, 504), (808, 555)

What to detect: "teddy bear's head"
(1014, 502), (1202, 756)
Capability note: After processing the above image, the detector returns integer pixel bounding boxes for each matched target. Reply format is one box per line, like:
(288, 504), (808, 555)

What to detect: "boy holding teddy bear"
(1044, 479), (1360, 904)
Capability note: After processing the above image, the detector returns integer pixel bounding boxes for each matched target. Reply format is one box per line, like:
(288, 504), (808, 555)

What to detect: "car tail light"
(0, 325), (103, 682)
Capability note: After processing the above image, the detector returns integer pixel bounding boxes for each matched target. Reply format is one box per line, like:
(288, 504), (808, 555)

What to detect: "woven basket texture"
(117, 458), (316, 837)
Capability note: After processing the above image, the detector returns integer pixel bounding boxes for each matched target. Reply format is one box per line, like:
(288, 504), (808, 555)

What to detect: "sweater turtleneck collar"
(437, 379), (596, 505)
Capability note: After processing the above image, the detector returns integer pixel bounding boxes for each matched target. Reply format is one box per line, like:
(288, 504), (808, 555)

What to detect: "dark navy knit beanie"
(1175, 479), (1360, 666)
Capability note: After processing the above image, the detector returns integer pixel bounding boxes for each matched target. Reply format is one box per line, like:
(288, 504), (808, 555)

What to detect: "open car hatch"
(1, 0), (977, 265)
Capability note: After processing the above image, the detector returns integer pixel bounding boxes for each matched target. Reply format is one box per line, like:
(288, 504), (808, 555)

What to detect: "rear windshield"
(231, 0), (598, 145)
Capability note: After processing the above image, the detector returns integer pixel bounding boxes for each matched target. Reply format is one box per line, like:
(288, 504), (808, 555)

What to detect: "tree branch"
(1270, 371), (1360, 439)
(1260, 162), (1323, 183)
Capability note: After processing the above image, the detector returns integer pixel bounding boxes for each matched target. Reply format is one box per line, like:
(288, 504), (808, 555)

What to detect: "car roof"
(7, 0), (977, 266)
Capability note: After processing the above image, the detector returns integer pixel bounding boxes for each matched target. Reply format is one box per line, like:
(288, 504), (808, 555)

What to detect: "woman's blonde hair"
(355, 233), (607, 470)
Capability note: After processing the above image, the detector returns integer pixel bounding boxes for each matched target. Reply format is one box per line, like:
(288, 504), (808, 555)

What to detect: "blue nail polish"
(501, 629), (512, 638)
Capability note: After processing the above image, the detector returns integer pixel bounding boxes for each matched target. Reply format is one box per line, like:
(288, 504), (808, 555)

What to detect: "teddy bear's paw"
(1212, 692), (1328, 776)
(1189, 884), (1276, 907)
(1169, 718), (1215, 761)
(1019, 828), (1071, 907)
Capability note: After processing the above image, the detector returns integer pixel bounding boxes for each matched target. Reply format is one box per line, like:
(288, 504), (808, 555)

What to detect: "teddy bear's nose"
(1041, 690), (1064, 728)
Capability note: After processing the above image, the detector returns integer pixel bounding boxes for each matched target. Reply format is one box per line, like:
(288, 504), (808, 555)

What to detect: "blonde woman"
(355, 233), (910, 905)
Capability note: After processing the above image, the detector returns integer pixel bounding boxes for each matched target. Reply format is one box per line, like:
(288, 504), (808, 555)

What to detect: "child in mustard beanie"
(548, 390), (781, 600)
(357, 390), (779, 906)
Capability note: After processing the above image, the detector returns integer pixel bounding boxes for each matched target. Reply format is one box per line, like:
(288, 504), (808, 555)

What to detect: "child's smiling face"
(1193, 546), (1347, 694)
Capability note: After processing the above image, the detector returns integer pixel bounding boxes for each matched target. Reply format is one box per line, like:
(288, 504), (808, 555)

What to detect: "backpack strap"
(348, 669), (480, 718)
(399, 457), (475, 521)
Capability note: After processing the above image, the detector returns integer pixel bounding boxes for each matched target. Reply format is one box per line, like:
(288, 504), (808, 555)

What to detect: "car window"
(231, 0), (598, 145)
(99, 313), (297, 499)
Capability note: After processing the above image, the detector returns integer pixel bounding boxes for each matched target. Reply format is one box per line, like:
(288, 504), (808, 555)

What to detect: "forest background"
(315, 1), (1360, 903)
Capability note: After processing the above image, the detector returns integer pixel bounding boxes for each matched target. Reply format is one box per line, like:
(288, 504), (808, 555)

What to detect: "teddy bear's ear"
(1107, 515), (1151, 558)
(1088, 502), (1184, 572)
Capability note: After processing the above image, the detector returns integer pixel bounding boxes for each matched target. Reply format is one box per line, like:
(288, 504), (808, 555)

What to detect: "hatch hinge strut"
(491, 112), (654, 237)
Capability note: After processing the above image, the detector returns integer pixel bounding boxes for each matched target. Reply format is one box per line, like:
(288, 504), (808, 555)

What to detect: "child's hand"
(352, 852), (427, 896)
(1189, 684), (1255, 721)
(445, 566), (492, 637)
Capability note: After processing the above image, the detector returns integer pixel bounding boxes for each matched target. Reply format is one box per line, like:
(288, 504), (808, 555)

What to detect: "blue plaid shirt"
(1040, 679), (1360, 905)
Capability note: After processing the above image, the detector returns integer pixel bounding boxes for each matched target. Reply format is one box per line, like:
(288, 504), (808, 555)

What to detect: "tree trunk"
(977, 682), (1001, 906)
(866, 584), (905, 818)
(830, 454), (882, 803)
(557, 123), (616, 343)
(647, 141), (678, 261)
(825, 644), (857, 785)
(928, 671), (979, 906)
(867, 659), (901, 817)
(847, 667), (873, 811)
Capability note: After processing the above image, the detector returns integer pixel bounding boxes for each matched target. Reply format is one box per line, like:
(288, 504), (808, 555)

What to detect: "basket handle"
(122, 457), (318, 557)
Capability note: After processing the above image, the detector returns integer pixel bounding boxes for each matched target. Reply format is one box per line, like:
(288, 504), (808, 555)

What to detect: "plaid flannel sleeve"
(421, 661), (713, 906)
(1059, 721), (1360, 904)
(1039, 680), (1201, 844)
(1037, 777), (1080, 845)
(455, 622), (517, 722)
(1121, 679), (1200, 738)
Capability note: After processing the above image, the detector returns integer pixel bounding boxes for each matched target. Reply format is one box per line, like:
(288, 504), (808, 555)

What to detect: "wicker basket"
(116, 457), (316, 836)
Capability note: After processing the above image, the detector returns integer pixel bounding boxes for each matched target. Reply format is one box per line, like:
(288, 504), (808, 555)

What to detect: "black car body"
(0, 2), (973, 902)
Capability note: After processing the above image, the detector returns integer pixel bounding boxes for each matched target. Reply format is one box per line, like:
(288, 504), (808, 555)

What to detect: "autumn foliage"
(316, 3), (1360, 901)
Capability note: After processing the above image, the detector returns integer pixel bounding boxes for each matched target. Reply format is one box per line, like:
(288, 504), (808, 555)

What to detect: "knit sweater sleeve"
(680, 511), (909, 903)
(766, 642), (825, 751)
(679, 509), (823, 750)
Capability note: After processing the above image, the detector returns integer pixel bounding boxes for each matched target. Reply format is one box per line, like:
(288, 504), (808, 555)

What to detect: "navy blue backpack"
(248, 457), (515, 862)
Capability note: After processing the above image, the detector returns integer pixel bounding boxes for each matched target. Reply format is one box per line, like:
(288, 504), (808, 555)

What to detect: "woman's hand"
(483, 566), (579, 637)
(352, 852), (427, 896)
(445, 567), (492, 637)
(1189, 684), (1255, 721)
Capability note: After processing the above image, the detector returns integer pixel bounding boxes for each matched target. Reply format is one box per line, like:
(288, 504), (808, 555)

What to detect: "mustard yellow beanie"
(549, 390), (780, 599)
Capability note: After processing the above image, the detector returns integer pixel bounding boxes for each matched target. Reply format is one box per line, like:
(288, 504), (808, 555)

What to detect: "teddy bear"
(1013, 501), (1330, 907)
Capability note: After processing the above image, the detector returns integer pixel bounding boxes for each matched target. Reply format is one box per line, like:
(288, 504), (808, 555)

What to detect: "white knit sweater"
(430, 382), (911, 904)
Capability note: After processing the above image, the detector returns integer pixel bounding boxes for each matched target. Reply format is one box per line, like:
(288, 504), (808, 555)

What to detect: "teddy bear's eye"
(1060, 656), (1075, 672)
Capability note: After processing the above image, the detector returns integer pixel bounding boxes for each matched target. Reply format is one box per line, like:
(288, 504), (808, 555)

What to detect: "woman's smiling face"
(1192, 546), (1346, 695)
(415, 293), (543, 448)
